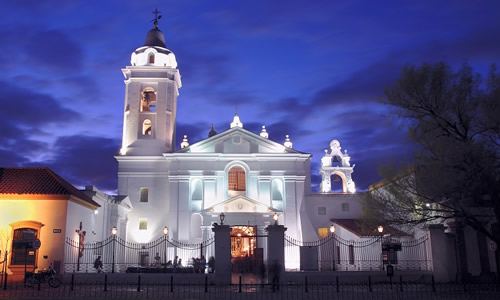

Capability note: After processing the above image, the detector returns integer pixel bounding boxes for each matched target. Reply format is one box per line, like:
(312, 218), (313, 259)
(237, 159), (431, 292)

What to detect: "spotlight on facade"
(219, 212), (225, 225)
(111, 227), (118, 235)
(377, 225), (384, 234)
(273, 213), (279, 225)
(163, 226), (169, 236)
(329, 224), (336, 234)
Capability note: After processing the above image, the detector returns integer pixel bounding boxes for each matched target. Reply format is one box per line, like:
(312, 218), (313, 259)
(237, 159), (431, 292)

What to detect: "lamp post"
(377, 225), (384, 270)
(111, 227), (117, 273)
(377, 225), (384, 235)
(163, 226), (168, 267)
(219, 212), (225, 226)
(329, 224), (336, 271)
(273, 213), (279, 225)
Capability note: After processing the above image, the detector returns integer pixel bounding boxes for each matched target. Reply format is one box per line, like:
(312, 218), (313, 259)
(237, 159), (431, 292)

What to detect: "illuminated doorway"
(231, 226), (256, 258)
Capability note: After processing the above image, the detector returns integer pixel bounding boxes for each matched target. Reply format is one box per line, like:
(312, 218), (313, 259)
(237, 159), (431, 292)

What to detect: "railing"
(2, 273), (500, 299)
(285, 234), (431, 272)
(64, 235), (215, 273)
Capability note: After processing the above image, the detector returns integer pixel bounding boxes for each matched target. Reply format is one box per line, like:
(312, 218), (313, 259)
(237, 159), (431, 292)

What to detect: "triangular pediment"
(204, 195), (277, 213)
(176, 127), (306, 154)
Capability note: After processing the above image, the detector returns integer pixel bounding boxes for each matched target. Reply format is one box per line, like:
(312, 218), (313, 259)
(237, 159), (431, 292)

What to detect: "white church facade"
(115, 21), (364, 270)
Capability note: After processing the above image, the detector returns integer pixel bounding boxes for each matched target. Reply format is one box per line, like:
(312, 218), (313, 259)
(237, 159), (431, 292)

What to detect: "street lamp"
(273, 213), (279, 225)
(111, 227), (117, 273)
(377, 225), (384, 234)
(329, 224), (336, 271)
(163, 226), (168, 267)
(219, 212), (225, 225)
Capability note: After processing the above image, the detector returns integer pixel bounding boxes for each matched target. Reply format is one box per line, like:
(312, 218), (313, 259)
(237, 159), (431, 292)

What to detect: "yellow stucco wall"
(0, 198), (69, 272)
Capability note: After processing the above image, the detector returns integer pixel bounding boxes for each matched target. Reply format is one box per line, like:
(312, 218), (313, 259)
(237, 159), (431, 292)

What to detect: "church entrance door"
(230, 226), (262, 274)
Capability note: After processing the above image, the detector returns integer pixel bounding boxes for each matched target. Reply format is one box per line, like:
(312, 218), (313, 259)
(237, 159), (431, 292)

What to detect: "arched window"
(140, 88), (157, 112)
(148, 53), (155, 64)
(271, 179), (283, 201)
(228, 166), (246, 192)
(330, 174), (345, 193)
(142, 119), (152, 135)
(191, 179), (203, 201)
(12, 228), (37, 265)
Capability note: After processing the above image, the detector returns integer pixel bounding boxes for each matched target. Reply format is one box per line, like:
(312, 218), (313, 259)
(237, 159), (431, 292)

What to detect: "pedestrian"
(94, 256), (103, 273)
(270, 260), (281, 292)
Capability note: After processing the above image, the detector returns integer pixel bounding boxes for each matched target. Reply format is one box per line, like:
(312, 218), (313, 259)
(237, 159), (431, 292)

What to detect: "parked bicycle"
(25, 265), (61, 288)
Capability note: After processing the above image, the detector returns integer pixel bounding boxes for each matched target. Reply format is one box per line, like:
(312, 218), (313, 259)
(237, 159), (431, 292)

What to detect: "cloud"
(46, 135), (120, 191)
(0, 27), (85, 72)
(0, 80), (80, 165)
(25, 30), (84, 71)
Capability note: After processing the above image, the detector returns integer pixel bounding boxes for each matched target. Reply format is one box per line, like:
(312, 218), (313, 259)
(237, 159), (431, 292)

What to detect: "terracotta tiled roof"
(332, 219), (410, 237)
(0, 167), (99, 207)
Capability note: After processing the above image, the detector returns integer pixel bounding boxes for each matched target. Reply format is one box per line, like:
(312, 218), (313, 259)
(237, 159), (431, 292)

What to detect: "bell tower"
(119, 13), (182, 156)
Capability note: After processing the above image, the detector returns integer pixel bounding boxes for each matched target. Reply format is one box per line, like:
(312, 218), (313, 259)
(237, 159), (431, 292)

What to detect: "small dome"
(260, 125), (269, 139)
(208, 124), (217, 138)
(230, 113), (243, 128)
(180, 135), (189, 149)
(284, 135), (293, 148)
(144, 27), (166, 48)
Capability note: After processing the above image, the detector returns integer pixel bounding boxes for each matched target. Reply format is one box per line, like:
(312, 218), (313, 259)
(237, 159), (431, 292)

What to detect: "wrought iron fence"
(64, 236), (215, 273)
(2, 273), (500, 300)
(285, 233), (431, 272)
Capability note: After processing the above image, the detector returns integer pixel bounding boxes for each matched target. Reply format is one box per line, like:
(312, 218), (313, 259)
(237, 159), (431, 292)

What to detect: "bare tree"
(363, 63), (500, 279)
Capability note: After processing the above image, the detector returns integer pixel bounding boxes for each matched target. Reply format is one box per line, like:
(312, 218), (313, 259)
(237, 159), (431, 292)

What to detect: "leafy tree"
(364, 63), (500, 278)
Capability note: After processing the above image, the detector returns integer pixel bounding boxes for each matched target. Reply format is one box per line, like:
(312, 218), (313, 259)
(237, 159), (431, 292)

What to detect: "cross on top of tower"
(152, 8), (162, 28)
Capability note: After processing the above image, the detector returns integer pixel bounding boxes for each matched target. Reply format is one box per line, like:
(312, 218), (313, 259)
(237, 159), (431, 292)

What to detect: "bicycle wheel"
(48, 277), (61, 288)
(25, 277), (38, 288)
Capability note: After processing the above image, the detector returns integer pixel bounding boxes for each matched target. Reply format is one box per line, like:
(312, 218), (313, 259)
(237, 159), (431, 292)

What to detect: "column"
(266, 224), (286, 274)
(212, 224), (231, 284)
(428, 224), (454, 282)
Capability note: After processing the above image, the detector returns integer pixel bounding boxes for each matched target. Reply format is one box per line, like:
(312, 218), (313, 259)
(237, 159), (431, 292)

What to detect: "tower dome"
(130, 16), (178, 68)
(144, 27), (166, 48)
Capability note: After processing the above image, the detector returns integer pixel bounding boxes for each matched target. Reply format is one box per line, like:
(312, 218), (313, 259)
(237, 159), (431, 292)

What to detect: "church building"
(115, 19), (363, 270)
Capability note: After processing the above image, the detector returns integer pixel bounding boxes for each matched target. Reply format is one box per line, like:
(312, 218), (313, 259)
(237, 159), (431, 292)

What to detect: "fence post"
(170, 275), (173, 293)
(37, 280), (41, 291)
(204, 275), (208, 293)
(336, 276), (339, 293)
(399, 275), (403, 292)
(305, 276), (308, 293)
(238, 275), (242, 293)
(431, 275), (436, 292)
(212, 224), (232, 284)
(137, 275), (141, 292)
(71, 273), (74, 291)
(368, 275), (372, 292)
(104, 274), (108, 292)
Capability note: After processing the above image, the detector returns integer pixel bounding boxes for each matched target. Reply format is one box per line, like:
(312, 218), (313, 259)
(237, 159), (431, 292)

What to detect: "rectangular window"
(341, 203), (349, 212)
(317, 207), (327, 215)
(140, 188), (149, 202)
(139, 219), (148, 230)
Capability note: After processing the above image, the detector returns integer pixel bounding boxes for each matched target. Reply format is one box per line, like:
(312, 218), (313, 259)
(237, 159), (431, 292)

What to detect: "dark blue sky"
(1, 0), (499, 192)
